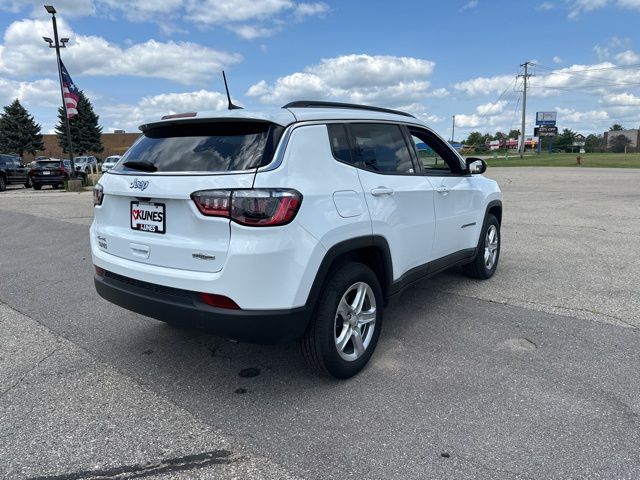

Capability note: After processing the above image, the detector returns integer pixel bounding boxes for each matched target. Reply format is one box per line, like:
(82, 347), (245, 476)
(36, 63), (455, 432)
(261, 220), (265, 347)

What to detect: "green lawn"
(484, 152), (640, 168)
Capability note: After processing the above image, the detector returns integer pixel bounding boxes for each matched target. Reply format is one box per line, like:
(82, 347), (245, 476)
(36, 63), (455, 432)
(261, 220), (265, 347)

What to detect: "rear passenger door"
(336, 123), (436, 281)
(408, 127), (484, 259)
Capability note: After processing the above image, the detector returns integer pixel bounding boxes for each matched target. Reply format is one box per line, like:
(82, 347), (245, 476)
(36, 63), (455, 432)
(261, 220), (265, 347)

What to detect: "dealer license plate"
(130, 201), (165, 234)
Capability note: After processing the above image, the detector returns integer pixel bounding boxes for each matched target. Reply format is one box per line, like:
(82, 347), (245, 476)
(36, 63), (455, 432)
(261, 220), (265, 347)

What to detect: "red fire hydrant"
(576, 156), (582, 165)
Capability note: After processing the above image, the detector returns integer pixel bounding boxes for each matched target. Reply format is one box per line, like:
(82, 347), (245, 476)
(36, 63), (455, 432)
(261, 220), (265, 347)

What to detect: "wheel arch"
(305, 236), (393, 310)
(486, 200), (502, 225)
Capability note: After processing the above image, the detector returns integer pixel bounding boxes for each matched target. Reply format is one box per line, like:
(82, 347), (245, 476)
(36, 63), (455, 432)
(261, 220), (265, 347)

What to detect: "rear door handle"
(371, 187), (394, 196)
(435, 186), (450, 194)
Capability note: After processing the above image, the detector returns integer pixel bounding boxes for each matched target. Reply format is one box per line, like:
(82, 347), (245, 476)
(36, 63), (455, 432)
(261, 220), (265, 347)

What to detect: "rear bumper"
(32, 175), (66, 185)
(94, 270), (310, 344)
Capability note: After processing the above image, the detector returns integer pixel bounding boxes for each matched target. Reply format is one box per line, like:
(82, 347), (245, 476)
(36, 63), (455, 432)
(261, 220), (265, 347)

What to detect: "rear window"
(36, 161), (62, 169)
(113, 121), (283, 173)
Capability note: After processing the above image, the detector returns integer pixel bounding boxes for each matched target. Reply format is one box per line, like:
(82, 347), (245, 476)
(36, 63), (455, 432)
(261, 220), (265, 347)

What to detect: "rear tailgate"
(93, 173), (255, 273)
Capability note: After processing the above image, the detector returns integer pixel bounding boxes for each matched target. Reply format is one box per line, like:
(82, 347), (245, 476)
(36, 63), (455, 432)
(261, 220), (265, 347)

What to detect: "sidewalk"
(0, 302), (299, 480)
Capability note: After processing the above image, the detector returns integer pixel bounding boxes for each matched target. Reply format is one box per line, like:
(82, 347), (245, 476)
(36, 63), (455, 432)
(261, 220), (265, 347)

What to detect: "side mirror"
(466, 157), (487, 174)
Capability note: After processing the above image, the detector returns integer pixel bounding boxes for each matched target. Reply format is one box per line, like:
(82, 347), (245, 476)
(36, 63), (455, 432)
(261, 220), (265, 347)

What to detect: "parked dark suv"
(0, 154), (31, 191)
(29, 159), (73, 190)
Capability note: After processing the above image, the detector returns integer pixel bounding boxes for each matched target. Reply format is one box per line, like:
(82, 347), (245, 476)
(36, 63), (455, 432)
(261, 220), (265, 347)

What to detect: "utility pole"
(451, 115), (456, 143)
(517, 61), (533, 158)
(43, 5), (76, 174)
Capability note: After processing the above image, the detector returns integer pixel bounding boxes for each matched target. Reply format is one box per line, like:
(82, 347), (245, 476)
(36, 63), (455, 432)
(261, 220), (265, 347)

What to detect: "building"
(24, 132), (141, 161)
(603, 129), (640, 152)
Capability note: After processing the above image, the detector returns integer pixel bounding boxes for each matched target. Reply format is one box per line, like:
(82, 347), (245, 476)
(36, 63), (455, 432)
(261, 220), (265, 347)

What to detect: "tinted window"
(112, 122), (283, 173)
(349, 124), (415, 174)
(327, 124), (353, 164)
(36, 161), (62, 169)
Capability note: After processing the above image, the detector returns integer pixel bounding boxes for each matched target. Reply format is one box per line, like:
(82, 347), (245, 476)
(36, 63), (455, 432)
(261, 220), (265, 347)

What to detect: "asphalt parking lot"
(1, 167), (639, 479)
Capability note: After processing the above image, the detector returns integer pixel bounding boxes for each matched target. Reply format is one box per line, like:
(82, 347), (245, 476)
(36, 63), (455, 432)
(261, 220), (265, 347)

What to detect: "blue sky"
(1, 0), (640, 140)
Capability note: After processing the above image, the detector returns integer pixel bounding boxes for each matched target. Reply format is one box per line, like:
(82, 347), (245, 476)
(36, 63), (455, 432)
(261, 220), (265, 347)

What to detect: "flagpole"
(45, 6), (76, 175)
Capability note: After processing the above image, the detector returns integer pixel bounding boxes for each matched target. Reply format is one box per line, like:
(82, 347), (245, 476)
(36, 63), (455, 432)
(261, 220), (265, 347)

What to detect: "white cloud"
(0, 0), (95, 17)
(455, 113), (482, 128)
(601, 92), (640, 106)
(0, 77), (60, 108)
(233, 25), (279, 40)
(617, 0), (640, 9)
(0, 19), (242, 85)
(476, 100), (507, 115)
(568, 0), (608, 19)
(553, 56), (564, 64)
(460, 0), (479, 11)
(453, 75), (514, 96)
(538, 1), (556, 9)
(615, 50), (640, 65)
(246, 54), (437, 107)
(295, 2), (330, 17)
(426, 88), (450, 98)
(101, 90), (229, 132)
(555, 107), (609, 122)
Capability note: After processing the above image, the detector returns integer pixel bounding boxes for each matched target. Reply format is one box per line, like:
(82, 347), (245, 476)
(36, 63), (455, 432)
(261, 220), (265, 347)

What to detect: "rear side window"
(327, 124), (353, 164)
(348, 123), (415, 174)
(113, 121), (283, 173)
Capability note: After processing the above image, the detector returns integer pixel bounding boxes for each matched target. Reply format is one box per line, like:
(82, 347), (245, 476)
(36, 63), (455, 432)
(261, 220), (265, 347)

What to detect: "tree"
(465, 131), (484, 146)
(585, 134), (604, 152)
(554, 128), (577, 151)
(0, 99), (44, 158)
(507, 129), (520, 139)
(609, 124), (624, 131)
(610, 134), (631, 153)
(55, 91), (103, 156)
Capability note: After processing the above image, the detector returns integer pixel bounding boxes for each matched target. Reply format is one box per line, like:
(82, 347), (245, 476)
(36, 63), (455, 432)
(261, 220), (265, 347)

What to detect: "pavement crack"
(0, 345), (61, 401)
(26, 450), (236, 480)
(432, 288), (639, 330)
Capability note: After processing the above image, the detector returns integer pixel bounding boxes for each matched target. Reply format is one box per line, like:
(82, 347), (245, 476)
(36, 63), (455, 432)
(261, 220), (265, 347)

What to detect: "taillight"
(191, 189), (302, 227)
(199, 293), (240, 309)
(191, 190), (232, 217)
(58, 168), (66, 175)
(93, 184), (104, 206)
(94, 265), (105, 276)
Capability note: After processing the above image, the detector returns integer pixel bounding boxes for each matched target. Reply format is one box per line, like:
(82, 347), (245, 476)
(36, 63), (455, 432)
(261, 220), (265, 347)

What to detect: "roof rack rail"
(283, 100), (415, 118)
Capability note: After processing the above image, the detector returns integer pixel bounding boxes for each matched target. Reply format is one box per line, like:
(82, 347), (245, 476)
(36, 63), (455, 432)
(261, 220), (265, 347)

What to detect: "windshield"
(112, 121), (283, 173)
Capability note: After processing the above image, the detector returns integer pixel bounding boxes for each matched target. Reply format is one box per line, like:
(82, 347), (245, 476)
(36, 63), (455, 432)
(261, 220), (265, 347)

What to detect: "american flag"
(60, 60), (79, 119)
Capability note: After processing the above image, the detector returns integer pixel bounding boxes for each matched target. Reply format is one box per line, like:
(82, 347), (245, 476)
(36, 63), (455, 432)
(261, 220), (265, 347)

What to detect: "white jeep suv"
(91, 101), (502, 378)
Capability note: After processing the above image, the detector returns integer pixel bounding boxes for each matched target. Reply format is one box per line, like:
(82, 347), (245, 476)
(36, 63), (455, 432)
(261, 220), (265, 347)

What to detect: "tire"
(33, 183), (42, 190)
(301, 262), (383, 379)
(52, 184), (60, 189)
(462, 214), (500, 279)
(0, 175), (6, 192)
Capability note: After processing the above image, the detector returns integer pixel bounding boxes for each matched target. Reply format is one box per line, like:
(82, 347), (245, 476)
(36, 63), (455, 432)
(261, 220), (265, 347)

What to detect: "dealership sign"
(534, 126), (558, 137)
(536, 111), (557, 126)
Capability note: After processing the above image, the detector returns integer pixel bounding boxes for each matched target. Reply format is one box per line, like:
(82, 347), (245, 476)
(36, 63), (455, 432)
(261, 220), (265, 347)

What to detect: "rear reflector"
(199, 293), (240, 310)
(94, 266), (105, 276)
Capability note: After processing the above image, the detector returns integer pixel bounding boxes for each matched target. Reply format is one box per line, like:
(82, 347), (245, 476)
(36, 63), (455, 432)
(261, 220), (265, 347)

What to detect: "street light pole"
(43, 5), (75, 174)
(451, 115), (456, 143)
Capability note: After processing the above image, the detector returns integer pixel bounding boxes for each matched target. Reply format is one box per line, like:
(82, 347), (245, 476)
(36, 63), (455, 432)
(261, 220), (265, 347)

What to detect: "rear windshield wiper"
(123, 160), (157, 172)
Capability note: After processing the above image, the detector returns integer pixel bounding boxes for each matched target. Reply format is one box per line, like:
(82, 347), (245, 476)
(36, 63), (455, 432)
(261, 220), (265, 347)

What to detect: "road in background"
(1, 168), (639, 479)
